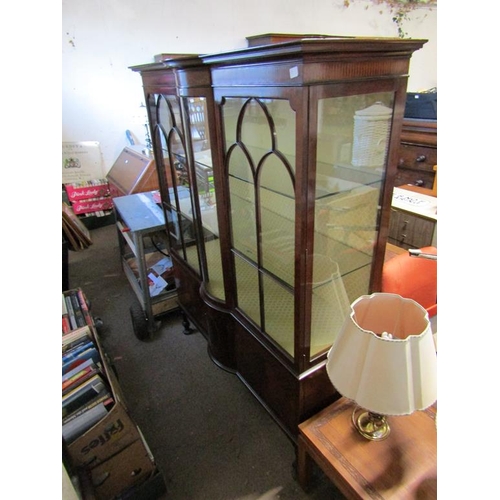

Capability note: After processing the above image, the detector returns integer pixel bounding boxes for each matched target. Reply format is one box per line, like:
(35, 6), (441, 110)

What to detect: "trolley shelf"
(113, 191), (179, 340)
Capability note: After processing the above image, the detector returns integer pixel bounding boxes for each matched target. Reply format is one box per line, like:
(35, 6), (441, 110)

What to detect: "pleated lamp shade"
(326, 293), (437, 416)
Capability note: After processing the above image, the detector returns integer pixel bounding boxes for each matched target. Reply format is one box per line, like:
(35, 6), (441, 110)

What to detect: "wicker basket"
(351, 102), (392, 168)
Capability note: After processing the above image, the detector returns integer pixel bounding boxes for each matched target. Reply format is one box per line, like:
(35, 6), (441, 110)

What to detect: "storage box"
(72, 197), (114, 215)
(79, 212), (116, 230)
(89, 438), (156, 500)
(65, 326), (141, 468)
(65, 182), (111, 201)
(66, 400), (142, 469)
(119, 468), (167, 500)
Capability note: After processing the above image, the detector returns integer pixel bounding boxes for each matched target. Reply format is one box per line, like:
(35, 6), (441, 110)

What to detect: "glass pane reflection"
(311, 92), (394, 357)
(224, 96), (297, 355)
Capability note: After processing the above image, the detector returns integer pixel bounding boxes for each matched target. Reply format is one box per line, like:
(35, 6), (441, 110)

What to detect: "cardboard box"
(66, 400), (141, 469)
(65, 182), (111, 201)
(72, 197), (114, 215)
(119, 468), (167, 500)
(89, 438), (156, 500)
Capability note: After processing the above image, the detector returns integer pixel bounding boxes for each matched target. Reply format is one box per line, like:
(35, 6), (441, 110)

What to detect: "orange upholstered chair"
(381, 246), (437, 318)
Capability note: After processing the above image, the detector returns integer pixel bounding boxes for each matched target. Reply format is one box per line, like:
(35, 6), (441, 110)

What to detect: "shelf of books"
(62, 288), (166, 500)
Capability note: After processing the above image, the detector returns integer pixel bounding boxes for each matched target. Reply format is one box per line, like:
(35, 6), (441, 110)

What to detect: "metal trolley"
(113, 191), (178, 340)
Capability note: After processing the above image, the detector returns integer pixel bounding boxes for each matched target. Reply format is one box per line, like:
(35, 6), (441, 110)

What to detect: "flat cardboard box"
(66, 330), (142, 469)
(120, 468), (167, 500)
(66, 400), (141, 469)
(89, 438), (156, 500)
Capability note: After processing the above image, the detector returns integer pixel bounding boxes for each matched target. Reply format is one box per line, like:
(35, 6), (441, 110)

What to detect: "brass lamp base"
(352, 407), (391, 441)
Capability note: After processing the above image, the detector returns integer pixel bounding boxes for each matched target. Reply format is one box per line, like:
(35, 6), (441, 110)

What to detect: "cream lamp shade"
(326, 293), (437, 417)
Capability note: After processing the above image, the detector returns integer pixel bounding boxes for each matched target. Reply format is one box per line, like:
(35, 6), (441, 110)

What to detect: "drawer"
(394, 168), (435, 189)
(396, 144), (437, 189)
(398, 144), (437, 172)
(388, 208), (436, 249)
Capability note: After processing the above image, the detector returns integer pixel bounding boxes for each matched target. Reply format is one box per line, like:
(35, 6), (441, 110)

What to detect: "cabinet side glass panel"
(185, 97), (225, 300)
(153, 94), (200, 275)
(311, 92), (394, 358)
(223, 97), (296, 357)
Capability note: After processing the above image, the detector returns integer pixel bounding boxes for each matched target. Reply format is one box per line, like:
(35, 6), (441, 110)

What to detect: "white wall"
(62, 0), (436, 174)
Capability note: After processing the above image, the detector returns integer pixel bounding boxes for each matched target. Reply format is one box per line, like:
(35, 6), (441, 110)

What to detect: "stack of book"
(62, 290), (114, 445)
(62, 202), (93, 251)
(62, 288), (165, 499)
(62, 289), (93, 333)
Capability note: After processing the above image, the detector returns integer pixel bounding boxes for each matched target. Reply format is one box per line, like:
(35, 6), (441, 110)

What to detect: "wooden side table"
(297, 397), (437, 499)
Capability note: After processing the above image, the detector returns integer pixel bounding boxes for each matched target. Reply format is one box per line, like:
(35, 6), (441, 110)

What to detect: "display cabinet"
(131, 37), (426, 440)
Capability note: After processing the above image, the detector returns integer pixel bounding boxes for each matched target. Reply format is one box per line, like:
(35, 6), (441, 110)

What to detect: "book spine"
(62, 393), (113, 426)
(62, 335), (92, 354)
(62, 368), (100, 396)
(62, 348), (100, 375)
(65, 295), (78, 330)
(62, 295), (71, 334)
(70, 292), (86, 328)
(62, 341), (94, 364)
(62, 376), (106, 418)
(76, 289), (92, 326)
(62, 365), (96, 393)
(62, 358), (94, 383)
(62, 401), (110, 444)
(62, 325), (92, 344)
(62, 373), (103, 405)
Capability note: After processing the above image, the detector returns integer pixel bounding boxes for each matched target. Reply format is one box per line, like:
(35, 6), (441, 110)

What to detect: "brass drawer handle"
(416, 155), (426, 162)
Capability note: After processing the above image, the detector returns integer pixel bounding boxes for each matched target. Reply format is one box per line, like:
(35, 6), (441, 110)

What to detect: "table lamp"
(326, 292), (437, 441)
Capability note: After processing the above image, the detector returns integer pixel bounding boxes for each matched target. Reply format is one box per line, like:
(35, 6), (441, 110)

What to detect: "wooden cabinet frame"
(131, 37), (426, 440)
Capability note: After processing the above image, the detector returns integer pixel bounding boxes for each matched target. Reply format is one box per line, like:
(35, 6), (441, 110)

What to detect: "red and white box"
(65, 182), (111, 202)
(72, 197), (114, 215)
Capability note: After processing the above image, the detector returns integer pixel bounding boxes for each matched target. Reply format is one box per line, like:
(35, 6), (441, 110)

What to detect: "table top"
(392, 186), (437, 221)
(113, 191), (165, 232)
(299, 397), (437, 499)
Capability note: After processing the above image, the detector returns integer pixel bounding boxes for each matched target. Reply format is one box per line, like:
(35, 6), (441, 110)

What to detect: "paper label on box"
(65, 182), (110, 201)
(72, 197), (114, 215)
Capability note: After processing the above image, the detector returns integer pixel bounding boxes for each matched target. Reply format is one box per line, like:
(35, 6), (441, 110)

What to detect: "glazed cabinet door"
(219, 92), (300, 363)
(308, 85), (397, 362)
(146, 91), (202, 276)
(180, 95), (226, 302)
(147, 90), (226, 303)
(138, 65), (234, 370)
(216, 83), (399, 371)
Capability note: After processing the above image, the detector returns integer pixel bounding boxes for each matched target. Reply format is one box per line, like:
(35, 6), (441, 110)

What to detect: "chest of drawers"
(388, 207), (436, 249)
(389, 186), (437, 250)
(395, 118), (437, 189)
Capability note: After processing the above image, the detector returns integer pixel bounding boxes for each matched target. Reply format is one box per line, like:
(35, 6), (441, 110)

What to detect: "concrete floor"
(67, 222), (343, 500)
